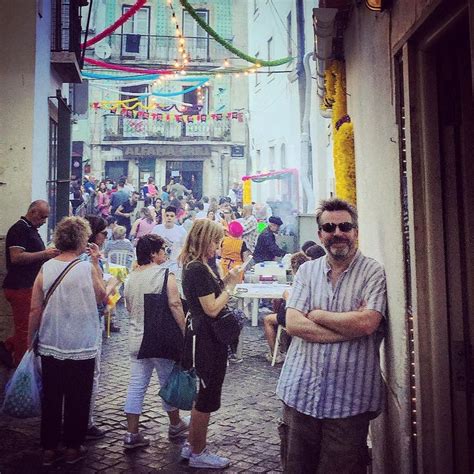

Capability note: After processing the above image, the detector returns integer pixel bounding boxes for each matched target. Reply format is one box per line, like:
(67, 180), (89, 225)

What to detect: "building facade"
(75, 0), (248, 198)
(247, 0), (334, 214)
(315, 0), (474, 472)
(0, 0), (83, 338)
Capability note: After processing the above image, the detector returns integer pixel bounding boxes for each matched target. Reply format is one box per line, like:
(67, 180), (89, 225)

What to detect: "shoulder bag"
(137, 269), (185, 361)
(211, 307), (246, 347)
(158, 316), (197, 410)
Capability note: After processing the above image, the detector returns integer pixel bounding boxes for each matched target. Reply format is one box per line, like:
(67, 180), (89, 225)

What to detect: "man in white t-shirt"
(151, 206), (187, 280)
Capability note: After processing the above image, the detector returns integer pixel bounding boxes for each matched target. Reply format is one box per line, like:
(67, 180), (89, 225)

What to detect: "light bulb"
(224, 59), (229, 67)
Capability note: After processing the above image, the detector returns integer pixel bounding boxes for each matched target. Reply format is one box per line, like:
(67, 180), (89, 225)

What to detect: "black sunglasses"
(319, 222), (356, 233)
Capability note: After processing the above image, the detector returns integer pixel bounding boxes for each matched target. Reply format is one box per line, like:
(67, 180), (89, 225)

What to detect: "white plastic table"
(233, 283), (291, 326)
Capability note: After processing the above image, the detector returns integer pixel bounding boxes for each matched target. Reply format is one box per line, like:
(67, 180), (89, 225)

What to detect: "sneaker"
(85, 425), (106, 440)
(274, 352), (286, 364)
(0, 342), (14, 369)
(42, 449), (64, 466)
(228, 354), (243, 364)
(109, 324), (121, 333)
(265, 351), (285, 364)
(189, 448), (230, 469)
(123, 432), (150, 450)
(65, 446), (88, 465)
(180, 441), (192, 460)
(169, 415), (190, 439)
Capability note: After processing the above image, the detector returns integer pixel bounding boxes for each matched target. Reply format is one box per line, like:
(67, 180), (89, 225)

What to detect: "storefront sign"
(122, 144), (210, 158)
(231, 145), (245, 158)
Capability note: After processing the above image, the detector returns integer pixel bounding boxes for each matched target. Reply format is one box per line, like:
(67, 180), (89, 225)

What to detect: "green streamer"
(179, 0), (293, 67)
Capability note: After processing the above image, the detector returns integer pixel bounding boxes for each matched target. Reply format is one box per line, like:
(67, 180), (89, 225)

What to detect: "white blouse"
(38, 259), (100, 360)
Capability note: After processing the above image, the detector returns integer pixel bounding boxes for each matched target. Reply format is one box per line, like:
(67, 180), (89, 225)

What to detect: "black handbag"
(137, 269), (184, 361)
(211, 308), (245, 346)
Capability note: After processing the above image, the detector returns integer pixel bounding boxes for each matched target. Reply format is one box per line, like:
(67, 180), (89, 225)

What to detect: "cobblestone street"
(0, 304), (284, 473)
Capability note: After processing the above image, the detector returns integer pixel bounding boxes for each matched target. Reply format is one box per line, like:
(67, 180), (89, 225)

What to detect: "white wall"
(343, 5), (410, 473)
(248, 0), (333, 212)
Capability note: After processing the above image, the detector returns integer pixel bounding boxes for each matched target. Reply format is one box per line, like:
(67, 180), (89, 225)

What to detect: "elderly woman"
(28, 217), (106, 466)
(179, 219), (241, 469)
(123, 234), (188, 449)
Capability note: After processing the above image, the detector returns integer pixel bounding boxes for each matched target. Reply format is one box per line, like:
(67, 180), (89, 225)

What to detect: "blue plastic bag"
(158, 364), (197, 411)
(2, 349), (42, 418)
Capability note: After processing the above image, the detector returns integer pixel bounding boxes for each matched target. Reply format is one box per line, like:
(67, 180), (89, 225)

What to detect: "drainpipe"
(313, 7), (338, 118)
(296, 0), (313, 212)
(300, 51), (316, 213)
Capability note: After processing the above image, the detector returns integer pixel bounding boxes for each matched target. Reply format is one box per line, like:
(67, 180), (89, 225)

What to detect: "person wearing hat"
(219, 221), (250, 280)
(253, 216), (286, 263)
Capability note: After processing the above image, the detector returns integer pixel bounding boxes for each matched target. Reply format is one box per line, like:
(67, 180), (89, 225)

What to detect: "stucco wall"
(343, 5), (411, 473)
(0, 2), (37, 235)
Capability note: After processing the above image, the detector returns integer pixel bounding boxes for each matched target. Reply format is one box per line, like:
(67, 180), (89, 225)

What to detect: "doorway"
(105, 160), (128, 182)
(166, 160), (203, 199)
(435, 14), (474, 473)
(409, 4), (474, 472)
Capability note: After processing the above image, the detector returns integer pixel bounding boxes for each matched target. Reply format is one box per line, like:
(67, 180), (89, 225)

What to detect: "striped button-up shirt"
(276, 250), (387, 419)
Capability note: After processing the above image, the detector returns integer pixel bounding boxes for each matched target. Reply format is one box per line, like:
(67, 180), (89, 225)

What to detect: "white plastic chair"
(107, 250), (133, 269)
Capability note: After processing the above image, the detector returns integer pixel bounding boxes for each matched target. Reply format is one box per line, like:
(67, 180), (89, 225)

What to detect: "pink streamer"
(83, 0), (147, 48)
(84, 57), (174, 75)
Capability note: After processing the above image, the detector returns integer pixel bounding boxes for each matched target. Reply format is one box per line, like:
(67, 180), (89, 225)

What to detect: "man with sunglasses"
(1, 200), (60, 368)
(277, 198), (387, 473)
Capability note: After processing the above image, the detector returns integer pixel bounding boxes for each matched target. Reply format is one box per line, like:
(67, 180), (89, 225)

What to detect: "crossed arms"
(285, 306), (383, 343)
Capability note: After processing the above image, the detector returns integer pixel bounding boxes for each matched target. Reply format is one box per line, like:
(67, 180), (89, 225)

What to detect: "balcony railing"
(103, 115), (231, 141)
(51, 0), (81, 58)
(51, 0), (82, 82)
(90, 33), (233, 63)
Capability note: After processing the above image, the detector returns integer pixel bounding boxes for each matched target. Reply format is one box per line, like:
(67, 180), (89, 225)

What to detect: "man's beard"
(324, 236), (353, 261)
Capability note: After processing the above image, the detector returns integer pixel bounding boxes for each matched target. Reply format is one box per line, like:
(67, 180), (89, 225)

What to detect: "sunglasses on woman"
(319, 222), (356, 233)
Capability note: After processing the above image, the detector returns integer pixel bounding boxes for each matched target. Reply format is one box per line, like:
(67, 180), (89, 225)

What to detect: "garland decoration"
(179, 0), (293, 67)
(82, 71), (160, 81)
(92, 102), (244, 123)
(325, 60), (357, 205)
(82, 0), (147, 48)
(84, 57), (174, 75)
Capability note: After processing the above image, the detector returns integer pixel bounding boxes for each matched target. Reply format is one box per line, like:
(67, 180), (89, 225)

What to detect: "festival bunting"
(91, 102), (244, 123)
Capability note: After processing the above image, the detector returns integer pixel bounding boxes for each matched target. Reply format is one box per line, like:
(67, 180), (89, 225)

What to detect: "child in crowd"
(220, 221), (250, 281)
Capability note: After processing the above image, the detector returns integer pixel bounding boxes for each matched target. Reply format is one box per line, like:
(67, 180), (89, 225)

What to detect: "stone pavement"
(0, 304), (284, 473)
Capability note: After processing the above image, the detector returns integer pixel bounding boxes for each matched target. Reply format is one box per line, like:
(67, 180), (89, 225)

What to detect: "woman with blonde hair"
(179, 219), (241, 469)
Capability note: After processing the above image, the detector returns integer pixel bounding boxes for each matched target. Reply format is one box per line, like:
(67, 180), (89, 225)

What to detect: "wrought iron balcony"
(51, 0), (83, 82)
(102, 115), (231, 142)
(90, 33), (233, 64)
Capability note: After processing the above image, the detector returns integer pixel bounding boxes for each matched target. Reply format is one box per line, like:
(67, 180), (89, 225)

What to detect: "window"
(255, 52), (260, 87)
(267, 37), (273, 75)
(121, 5), (150, 59)
(183, 9), (209, 60)
(269, 146), (275, 170)
(287, 12), (293, 57)
(47, 117), (58, 240)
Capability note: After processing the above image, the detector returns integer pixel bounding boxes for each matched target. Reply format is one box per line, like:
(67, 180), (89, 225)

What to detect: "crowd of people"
(1, 192), (387, 472)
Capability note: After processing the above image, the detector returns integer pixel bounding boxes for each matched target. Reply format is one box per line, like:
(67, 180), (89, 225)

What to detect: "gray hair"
(316, 198), (358, 228)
